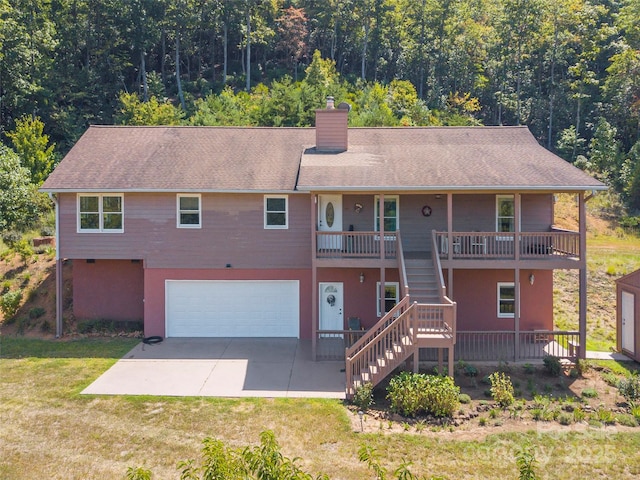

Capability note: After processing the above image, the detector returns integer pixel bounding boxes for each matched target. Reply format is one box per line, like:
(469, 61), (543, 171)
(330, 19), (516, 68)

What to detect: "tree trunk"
(223, 22), (228, 84)
(176, 35), (186, 110)
(361, 23), (368, 80)
(141, 50), (148, 102)
(246, 7), (251, 92)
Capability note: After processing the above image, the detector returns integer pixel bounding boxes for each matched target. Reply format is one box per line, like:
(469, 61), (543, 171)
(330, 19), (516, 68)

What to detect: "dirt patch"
(0, 252), (73, 337)
(347, 362), (639, 437)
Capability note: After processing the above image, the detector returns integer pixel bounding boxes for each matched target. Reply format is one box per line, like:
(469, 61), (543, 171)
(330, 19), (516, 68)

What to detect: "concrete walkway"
(82, 338), (346, 399)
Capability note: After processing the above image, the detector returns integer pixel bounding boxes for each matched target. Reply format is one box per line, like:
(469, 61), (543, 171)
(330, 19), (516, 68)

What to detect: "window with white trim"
(497, 282), (516, 318)
(78, 194), (123, 233)
(177, 194), (201, 228)
(374, 195), (399, 232)
(377, 282), (399, 317)
(264, 195), (288, 229)
(496, 195), (515, 233)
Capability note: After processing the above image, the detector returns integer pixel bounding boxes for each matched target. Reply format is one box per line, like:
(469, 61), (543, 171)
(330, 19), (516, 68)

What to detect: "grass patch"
(2, 339), (640, 479)
(0, 336), (139, 359)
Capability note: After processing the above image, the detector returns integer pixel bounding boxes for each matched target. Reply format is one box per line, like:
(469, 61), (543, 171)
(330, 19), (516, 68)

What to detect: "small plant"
(0, 289), (23, 319)
(618, 374), (640, 403)
(543, 356), (562, 376)
(523, 363), (535, 374)
(29, 306), (46, 319)
(573, 406), (586, 423)
(531, 408), (543, 421)
(13, 239), (34, 265)
(602, 372), (620, 387)
(489, 371), (514, 407)
(480, 375), (492, 385)
(631, 403), (640, 421)
(126, 467), (152, 480)
(526, 378), (536, 392)
(352, 382), (374, 410)
(616, 413), (638, 427)
(581, 387), (598, 399)
(596, 407), (616, 425)
(489, 408), (500, 419)
(515, 444), (539, 480)
(463, 363), (478, 377)
(458, 393), (471, 404)
(387, 371), (459, 418)
(557, 412), (572, 425)
(575, 359), (592, 375)
(478, 416), (487, 426)
(402, 422), (411, 431)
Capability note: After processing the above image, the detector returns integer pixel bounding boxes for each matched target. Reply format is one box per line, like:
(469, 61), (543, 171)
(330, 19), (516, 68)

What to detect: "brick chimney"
(315, 96), (348, 152)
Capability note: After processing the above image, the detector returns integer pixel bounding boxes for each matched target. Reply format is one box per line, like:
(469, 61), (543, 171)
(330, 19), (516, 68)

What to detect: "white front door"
(622, 291), (635, 354)
(319, 282), (344, 337)
(318, 195), (342, 250)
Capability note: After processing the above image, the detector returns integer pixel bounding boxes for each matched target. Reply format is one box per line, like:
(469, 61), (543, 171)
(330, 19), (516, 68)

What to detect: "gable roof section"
(42, 125), (605, 193)
(297, 126), (606, 192)
(41, 126), (314, 192)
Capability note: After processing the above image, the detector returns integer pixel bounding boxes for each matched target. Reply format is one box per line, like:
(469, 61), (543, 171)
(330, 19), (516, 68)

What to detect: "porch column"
(51, 193), (63, 338)
(311, 193), (318, 360)
(514, 193), (521, 261)
(514, 267), (520, 361)
(379, 194), (385, 317)
(578, 191), (587, 359)
(447, 193), (453, 298)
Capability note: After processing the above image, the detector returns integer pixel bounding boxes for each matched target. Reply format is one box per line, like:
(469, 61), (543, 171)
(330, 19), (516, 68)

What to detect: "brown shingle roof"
(298, 126), (606, 191)
(42, 126), (314, 192)
(41, 125), (605, 193)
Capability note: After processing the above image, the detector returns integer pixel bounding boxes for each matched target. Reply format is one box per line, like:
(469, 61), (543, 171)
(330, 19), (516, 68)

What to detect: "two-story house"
(41, 100), (605, 394)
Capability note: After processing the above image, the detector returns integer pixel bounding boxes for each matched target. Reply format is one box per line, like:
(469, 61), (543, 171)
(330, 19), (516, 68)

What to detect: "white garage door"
(165, 280), (300, 338)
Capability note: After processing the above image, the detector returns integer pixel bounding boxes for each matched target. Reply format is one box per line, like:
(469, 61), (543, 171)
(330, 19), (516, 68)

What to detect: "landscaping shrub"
(543, 356), (562, 376)
(618, 374), (640, 403)
(0, 289), (23, 319)
(489, 371), (515, 407)
(1, 230), (21, 247)
(352, 382), (374, 410)
(29, 306), (45, 319)
(581, 387), (598, 399)
(387, 371), (459, 418)
(458, 393), (471, 404)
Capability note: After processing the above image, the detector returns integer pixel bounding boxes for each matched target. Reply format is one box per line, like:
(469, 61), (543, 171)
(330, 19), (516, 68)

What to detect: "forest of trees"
(1, 0), (640, 223)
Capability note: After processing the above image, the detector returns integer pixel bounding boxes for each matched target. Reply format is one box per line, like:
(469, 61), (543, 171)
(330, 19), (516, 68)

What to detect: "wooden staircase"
(345, 295), (457, 398)
(405, 258), (441, 303)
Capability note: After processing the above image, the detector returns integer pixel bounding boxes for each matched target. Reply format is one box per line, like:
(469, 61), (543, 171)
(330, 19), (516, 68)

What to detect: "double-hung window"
(496, 195), (516, 240)
(497, 282), (516, 318)
(264, 195), (288, 229)
(374, 195), (399, 233)
(78, 194), (124, 233)
(177, 194), (201, 228)
(377, 282), (399, 317)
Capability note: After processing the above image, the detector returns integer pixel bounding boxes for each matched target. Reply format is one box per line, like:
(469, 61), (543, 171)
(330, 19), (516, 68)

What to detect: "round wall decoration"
(421, 205), (433, 217)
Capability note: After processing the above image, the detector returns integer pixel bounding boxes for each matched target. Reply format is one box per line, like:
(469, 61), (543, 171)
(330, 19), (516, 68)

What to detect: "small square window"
(265, 195), (288, 229)
(497, 282), (517, 318)
(177, 194), (201, 228)
(377, 282), (399, 317)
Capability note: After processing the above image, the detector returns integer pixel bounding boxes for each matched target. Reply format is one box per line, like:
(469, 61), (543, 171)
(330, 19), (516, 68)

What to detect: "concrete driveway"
(82, 338), (346, 399)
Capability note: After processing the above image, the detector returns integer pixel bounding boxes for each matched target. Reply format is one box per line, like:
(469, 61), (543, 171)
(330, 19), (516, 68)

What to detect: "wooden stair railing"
(345, 297), (415, 398)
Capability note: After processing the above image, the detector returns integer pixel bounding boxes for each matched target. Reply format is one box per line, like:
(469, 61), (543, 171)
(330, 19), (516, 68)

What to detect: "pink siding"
(451, 269), (553, 331)
(144, 268), (312, 338)
(317, 268), (400, 330)
(315, 109), (348, 151)
(73, 259), (144, 321)
(57, 192), (312, 269)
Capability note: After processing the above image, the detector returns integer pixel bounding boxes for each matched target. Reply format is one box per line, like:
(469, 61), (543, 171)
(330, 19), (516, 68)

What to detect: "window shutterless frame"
(77, 193), (124, 233)
(376, 281), (399, 317)
(264, 195), (288, 229)
(176, 194), (201, 228)
(497, 282), (519, 318)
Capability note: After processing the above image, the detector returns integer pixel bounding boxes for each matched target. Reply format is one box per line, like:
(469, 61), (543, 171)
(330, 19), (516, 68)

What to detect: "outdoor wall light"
(226, 263), (232, 268)
(529, 273), (535, 285)
(354, 202), (363, 213)
(359, 272), (365, 283)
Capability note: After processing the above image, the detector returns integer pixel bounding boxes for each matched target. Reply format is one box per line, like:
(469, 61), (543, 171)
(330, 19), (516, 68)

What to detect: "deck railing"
(418, 330), (580, 362)
(435, 231), (580, 260)
(316, 231), (397, 259)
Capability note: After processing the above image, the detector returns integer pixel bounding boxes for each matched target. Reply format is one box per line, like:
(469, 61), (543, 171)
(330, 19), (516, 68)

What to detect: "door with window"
(318, 195), (342, 250)
(319, 282), (344, 337)
(622, 291), (635, 354)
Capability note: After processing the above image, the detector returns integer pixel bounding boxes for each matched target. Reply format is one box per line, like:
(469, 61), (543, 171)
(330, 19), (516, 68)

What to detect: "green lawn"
(2, 337), (640, 479)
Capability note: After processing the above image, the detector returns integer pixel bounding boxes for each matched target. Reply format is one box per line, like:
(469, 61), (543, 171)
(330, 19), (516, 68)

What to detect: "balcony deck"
(315, 229), (581, 268)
